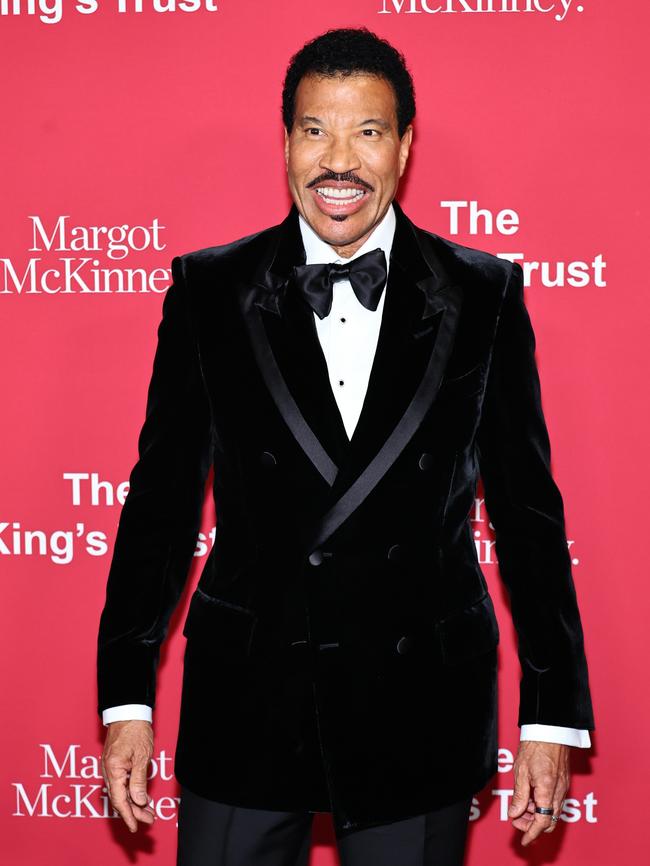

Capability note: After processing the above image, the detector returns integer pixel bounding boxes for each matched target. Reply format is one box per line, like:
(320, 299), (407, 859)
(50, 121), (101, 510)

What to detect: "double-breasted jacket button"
(260, 450), (277, 468)
(418, 452), (435, 471)
(387, 543), (402, 562)
(308, 550), (324, 566)
(396, 635), (414, 655)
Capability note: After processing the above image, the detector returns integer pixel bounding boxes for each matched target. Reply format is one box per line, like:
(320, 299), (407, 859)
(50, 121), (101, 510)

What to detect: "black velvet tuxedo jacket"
(97, 198), (595, 833)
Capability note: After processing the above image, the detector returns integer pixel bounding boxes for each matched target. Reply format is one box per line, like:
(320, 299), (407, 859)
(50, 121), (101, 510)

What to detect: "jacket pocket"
(435, 592), (500, 665)
(182, 587), (258, 658)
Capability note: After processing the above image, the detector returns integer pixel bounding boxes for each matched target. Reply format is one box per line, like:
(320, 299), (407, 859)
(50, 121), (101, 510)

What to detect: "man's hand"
(101, 719), (155, 833)
(508, 740), (570, 846)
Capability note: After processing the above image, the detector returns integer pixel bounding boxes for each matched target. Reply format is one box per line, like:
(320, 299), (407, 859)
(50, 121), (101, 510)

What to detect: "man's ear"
(398, 125), (414, 177)
(284, 128), (290, 170)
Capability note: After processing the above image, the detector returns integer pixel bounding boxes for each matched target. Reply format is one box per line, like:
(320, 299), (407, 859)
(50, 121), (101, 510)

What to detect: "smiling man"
(286, 72), (411, 254)
(97, 27), (595, 866)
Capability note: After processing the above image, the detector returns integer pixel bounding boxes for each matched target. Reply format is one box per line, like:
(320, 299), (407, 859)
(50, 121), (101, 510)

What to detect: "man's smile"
(308, 179), (371, 218)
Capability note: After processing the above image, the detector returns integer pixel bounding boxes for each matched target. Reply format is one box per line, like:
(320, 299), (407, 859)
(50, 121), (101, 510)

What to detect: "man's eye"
(362, 129), (380, 136)
(306, 128), (323, 136)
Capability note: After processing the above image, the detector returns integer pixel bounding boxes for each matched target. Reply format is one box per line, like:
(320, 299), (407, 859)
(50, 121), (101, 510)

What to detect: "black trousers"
(177, 785), (473, 866)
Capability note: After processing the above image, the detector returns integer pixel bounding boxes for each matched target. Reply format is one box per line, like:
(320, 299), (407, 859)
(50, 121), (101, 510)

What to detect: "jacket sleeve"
(476, 261), (595, 732)
(96, 255), (213, 718)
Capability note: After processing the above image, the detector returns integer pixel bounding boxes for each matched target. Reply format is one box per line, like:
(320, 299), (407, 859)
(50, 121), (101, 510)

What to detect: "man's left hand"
(508, 740), (570, 846)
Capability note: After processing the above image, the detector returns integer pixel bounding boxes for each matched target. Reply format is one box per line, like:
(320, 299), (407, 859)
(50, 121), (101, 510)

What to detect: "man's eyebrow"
(298, 115), (392, 130)
(359, 118), (391, 129)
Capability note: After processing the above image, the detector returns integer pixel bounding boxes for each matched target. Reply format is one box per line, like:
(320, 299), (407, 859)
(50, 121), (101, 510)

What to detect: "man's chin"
(305, 209), (374, 245)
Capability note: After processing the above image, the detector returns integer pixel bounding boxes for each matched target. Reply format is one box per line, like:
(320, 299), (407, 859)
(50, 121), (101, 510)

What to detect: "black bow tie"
(291, 247), (387, 320)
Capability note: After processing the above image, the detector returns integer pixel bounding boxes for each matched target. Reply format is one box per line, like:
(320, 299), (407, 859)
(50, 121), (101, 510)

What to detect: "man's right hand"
(101, 719), (155, 832)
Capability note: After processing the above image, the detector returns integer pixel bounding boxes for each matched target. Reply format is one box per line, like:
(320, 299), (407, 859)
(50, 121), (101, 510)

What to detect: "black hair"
(282, 27), (416, 139)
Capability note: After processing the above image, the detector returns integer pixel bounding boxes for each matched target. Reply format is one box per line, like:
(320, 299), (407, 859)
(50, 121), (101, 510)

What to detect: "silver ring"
(551, 815), (559, 823)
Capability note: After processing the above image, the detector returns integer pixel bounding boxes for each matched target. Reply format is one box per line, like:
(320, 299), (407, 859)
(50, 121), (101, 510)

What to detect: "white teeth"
(316, 187), (365, 204)
(316, 187), (364, 198)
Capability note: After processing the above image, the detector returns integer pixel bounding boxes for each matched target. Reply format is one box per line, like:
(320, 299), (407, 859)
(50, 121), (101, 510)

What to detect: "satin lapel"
(305, 200), (464, 550)
(237, 204), (349, 485)
(256, 287), (352, 469)
(328, 255), (441, 498)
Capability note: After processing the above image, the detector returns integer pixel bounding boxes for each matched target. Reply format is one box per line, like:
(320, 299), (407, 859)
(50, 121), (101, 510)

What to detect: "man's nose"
(319, 136), (361, 175)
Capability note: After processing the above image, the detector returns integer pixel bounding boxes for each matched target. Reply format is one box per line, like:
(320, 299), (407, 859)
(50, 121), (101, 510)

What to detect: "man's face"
(284, 72), (413, 258)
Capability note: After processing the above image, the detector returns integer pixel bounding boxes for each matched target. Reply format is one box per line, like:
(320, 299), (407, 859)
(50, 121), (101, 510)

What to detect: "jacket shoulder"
(174, 221), (280, 279)
(416, 225), (513, 289)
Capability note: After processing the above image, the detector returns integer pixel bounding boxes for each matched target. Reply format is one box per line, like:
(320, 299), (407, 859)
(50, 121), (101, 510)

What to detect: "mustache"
(306, 172), (374, 191)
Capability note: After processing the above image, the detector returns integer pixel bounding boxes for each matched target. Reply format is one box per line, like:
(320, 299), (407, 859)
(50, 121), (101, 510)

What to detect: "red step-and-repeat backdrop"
(2, 2), (647, 864)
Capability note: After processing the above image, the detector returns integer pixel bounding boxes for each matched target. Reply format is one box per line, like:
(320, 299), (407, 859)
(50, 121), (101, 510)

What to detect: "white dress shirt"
(103, 203), (591, 748)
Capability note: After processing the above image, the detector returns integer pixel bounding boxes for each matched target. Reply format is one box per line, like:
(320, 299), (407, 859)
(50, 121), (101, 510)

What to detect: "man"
(97, 27), (595, 866)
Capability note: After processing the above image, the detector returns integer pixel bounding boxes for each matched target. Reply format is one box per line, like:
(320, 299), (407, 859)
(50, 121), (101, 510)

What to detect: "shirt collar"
(297, 202), (396, 270)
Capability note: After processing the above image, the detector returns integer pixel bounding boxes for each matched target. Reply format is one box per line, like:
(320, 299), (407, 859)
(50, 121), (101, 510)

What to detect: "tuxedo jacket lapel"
(256, 289), (352, 474)
(331, 205), (451, 498)
(238, 199), (464, 550)
(238, 203), (349, 484)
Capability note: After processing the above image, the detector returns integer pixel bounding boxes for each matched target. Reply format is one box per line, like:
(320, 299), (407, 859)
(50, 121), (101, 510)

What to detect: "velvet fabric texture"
(96, 200), (595, 833)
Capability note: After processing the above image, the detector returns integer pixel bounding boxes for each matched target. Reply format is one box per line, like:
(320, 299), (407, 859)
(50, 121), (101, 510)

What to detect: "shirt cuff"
(102, 704), (153, 726)
(520, 724), (591, 748)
